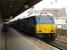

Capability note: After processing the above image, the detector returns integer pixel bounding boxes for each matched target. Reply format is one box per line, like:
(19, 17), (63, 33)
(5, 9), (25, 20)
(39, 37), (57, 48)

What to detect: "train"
(9, 15), (56, 41)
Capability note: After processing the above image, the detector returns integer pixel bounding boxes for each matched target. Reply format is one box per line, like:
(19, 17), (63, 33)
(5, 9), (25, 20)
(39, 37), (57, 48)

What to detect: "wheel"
(50, 36), (55, 41)
(49, 33), (56, 41)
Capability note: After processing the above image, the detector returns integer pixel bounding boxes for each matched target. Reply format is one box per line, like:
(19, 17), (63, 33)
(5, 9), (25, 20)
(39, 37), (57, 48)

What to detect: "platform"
(0, 27), (59, 50)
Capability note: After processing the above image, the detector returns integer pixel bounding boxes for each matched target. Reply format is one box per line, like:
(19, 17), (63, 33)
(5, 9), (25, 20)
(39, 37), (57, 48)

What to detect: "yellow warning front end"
(36, 24), (56, 34)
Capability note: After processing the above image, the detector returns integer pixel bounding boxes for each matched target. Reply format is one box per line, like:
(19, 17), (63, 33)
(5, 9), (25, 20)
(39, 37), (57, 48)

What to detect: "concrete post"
(0, 14), (4, 33)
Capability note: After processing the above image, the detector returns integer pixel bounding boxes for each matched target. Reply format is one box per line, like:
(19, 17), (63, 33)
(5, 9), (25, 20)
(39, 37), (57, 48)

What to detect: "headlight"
(51, 30), (54, 32)
(57, 25), (62, 29)
(39, 30), (41, 32)
(51, 29), (56, 32)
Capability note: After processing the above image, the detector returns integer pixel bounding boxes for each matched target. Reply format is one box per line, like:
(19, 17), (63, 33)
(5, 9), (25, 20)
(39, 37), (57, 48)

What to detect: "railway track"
(47, 39), (67, 50)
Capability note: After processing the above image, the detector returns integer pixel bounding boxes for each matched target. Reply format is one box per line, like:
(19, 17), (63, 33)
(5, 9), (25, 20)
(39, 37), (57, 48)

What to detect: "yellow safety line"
(31, 37), (59, 50)
(33, 39), (52, 50)
(12, 28), (42, 50)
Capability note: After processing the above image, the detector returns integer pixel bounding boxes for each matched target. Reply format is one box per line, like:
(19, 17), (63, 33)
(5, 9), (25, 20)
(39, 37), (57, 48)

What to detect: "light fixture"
(24, 5), (29, 8)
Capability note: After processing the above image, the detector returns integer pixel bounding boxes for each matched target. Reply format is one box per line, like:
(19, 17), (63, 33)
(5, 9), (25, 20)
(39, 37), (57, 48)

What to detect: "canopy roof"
(0, 0), (41, 19)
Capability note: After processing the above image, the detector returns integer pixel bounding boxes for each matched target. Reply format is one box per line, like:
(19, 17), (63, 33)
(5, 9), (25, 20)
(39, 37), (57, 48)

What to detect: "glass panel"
(39, 16), (54, 23)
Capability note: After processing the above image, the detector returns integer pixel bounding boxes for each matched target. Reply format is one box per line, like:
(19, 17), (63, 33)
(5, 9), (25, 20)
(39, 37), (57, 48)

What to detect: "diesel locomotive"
(9, 15), (56, 41)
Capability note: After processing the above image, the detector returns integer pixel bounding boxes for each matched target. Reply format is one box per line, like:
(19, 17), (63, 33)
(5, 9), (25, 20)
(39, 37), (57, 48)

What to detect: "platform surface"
(0, 27), (59, 50)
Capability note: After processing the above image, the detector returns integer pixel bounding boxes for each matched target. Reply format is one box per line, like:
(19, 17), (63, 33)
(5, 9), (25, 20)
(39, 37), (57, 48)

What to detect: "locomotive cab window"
(36, 15), (54, 24)
(40, 16), (53, 23)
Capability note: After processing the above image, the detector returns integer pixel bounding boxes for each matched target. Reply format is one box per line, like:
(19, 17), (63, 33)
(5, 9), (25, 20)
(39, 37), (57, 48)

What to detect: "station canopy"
(0, 0), (41, 19)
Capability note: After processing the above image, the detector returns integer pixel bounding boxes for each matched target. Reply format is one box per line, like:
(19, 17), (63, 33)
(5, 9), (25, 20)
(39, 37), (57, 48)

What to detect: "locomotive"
(9, 15), (56, 41)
